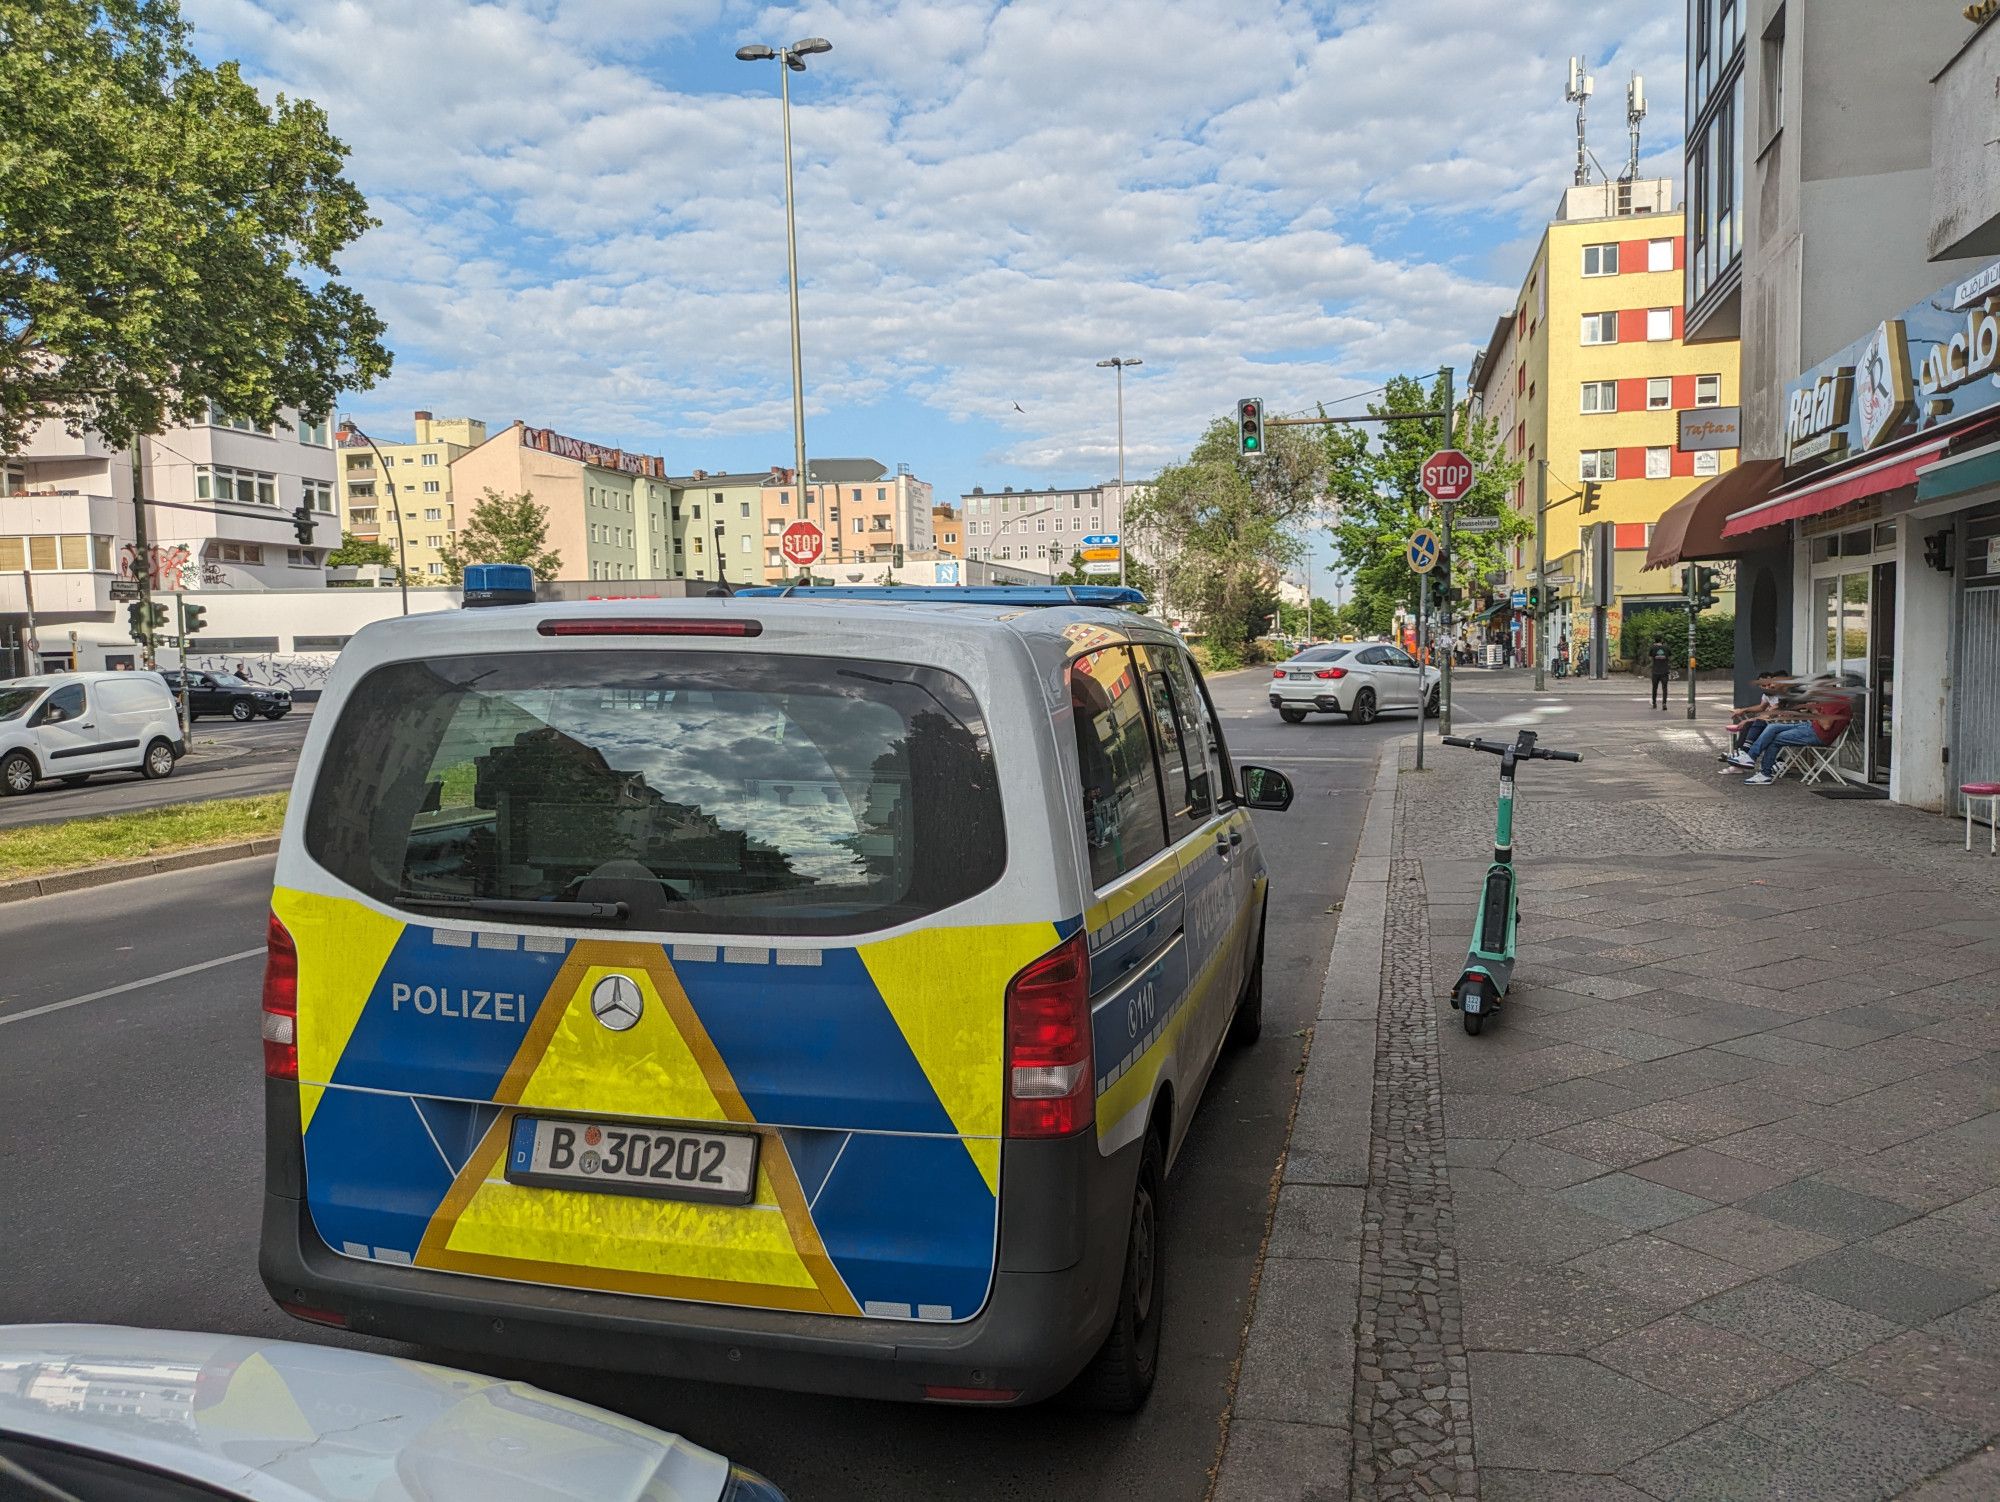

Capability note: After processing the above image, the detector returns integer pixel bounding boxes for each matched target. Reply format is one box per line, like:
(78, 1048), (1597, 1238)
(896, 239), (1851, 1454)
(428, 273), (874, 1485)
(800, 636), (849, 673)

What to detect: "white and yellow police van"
(258, 578), (1293, 1409)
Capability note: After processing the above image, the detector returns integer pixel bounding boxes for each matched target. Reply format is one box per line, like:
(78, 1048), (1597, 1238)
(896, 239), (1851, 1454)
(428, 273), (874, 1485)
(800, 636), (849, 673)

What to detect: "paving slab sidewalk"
(1215, 683), (2000, 1502)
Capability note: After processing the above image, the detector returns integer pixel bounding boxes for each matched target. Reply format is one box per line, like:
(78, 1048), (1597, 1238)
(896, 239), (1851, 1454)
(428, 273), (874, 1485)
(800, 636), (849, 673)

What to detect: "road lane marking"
(0, 947), (264, 1028)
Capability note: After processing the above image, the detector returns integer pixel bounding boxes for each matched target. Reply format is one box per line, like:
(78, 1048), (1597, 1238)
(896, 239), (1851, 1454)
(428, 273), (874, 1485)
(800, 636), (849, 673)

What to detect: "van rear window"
(305, 650), (1006, 936)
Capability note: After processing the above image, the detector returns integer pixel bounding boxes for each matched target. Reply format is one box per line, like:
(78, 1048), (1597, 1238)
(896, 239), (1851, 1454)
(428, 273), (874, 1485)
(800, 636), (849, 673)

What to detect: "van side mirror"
(36, 703), (64, 726)
(1240, 764), (1294, 811)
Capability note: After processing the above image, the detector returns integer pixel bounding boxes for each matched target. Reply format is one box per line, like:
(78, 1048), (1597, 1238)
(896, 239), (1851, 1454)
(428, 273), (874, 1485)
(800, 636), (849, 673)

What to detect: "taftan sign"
(520, 425), (666, 479)
(1781, 257), (2000, 475)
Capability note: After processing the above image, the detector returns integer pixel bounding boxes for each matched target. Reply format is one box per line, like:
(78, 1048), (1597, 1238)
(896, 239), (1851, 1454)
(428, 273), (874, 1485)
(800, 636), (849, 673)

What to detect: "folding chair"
(1776, 726), (1850, 786)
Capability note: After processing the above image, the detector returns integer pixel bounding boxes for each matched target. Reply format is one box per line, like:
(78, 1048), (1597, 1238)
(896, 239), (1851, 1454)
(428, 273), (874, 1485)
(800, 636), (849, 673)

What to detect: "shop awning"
(1916, 437), (2000, 505)
(1720, 436), (1952, 539)
(1643, 459), (1786, 570)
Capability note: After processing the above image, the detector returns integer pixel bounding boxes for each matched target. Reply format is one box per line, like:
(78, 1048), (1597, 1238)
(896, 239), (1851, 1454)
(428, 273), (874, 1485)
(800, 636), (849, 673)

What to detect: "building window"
(740, 534), (751, 553)
(1581, 312), (1618, 345)
(296, 416), (331, 446)
(286, 548), (320, 567)
(206, 406), (269, 434)
(1647, 239), (1674, 272)
(421, 451), (439, 466)
(422, 480), (440, 493)
(426, 535), (442, 548)
(877, 487), (887, 501)
(304, 478), (335, 512)
(1582, 243), (1619, 276)
(1645, 447), (1671, 479)
(215, 543), (264, 564)
(195, 465), (278, 506)
(1579, 450), (1617, 481)
(1580, 381), (1618, 414)
(423, 507), (442, 521)
(1760, 5), (1786, 143)
(1642, 378), (1669, 410)
(1646, 308), (1674, 341)
(853, 516), (864, 534)
(740, 501), (751, 517)
(1696, 375), (1721, 407)
(1694, 451), (1721, 475)
(427, 561), (444, 576)
(0, 534), (115, 572)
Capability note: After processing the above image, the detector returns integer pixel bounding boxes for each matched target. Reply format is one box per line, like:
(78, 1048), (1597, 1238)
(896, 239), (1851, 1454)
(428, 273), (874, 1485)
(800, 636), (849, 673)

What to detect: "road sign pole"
(1533, 459), (1548, 692)
(1415, 570), (1429, 771)
(1439, 367), (1454, 736)
(1687, 565), (1699, 722)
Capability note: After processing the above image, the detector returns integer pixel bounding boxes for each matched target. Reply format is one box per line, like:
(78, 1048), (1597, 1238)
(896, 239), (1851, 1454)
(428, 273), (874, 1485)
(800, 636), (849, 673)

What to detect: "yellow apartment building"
(1475, 180), (1742, 667)
(337, 412), (488, 582)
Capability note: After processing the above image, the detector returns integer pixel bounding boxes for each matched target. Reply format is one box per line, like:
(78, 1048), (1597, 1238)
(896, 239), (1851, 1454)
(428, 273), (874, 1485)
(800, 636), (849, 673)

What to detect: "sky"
(183, 0), (1687, 588)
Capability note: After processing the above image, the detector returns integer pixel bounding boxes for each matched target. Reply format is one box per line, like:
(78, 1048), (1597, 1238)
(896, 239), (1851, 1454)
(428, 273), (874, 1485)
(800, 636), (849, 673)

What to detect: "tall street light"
(736, 36), (831, 554)
(1096, 356), (1141, 588)
(335, 417), (409, 616)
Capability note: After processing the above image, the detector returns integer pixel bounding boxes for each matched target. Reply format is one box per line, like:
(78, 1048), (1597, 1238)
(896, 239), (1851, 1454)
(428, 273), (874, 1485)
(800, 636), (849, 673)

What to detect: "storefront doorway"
(1870, 561), (1896, 784)
(1809, 519), (1899, 783)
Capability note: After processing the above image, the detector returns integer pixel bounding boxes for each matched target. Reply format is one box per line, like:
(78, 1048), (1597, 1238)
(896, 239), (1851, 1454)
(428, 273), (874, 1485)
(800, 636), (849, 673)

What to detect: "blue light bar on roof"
(732, 585), (1148, 607)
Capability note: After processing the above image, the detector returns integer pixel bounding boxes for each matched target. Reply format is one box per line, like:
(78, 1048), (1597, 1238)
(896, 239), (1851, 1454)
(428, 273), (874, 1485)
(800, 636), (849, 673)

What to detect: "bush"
(1621, 609), (1733, 671)
(1193, 640), (1244, 672)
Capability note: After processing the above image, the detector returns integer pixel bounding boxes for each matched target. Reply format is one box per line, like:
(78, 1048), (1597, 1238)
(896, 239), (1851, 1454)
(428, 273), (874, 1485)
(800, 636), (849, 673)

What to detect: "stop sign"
(1421, 448), (1476, 503)
(780, 520), (824, 567)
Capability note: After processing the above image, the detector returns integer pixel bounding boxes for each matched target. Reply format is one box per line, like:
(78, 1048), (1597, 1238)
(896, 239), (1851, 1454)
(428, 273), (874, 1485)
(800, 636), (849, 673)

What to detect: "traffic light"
(892, 543), (905, 569)
(126, 601), (168, 644)
(1236, 397), (1265, 456)
(292, 504), (316, 545)
(1526, 585), (1541, 611)
(1580, 481), (1602, 514)
(1691, 565), (1722, 613)
(181, 603), (207, 638)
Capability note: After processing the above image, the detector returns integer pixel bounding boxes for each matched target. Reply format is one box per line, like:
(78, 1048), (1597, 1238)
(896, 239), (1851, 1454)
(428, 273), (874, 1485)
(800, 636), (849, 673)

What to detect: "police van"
(259, 581), (1293, 1408)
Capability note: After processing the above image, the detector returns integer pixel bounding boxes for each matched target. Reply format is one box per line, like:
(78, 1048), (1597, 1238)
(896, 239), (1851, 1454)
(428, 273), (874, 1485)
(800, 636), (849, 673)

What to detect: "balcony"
(1931, 18), (2000, 260)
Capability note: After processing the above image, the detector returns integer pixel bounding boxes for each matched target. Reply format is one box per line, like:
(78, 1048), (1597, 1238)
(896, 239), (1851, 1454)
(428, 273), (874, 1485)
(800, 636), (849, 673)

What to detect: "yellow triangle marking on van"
(271, 887), (405, 1133)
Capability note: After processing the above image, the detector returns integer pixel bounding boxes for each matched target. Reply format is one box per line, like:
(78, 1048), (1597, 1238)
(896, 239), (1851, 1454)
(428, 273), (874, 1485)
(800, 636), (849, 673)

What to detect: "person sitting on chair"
(1739, 691), (1854, 785)
(1720, 671), (1798, 771)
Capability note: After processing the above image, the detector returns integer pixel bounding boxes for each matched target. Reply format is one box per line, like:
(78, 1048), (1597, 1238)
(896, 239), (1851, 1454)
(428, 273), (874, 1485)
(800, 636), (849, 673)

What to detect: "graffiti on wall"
(188, 653), (339, 691)
(119, 542), (191, 591)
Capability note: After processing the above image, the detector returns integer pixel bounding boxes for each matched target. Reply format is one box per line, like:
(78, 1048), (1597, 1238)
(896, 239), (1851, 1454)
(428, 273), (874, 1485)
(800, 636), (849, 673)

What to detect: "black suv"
(162, 670), (292, 722)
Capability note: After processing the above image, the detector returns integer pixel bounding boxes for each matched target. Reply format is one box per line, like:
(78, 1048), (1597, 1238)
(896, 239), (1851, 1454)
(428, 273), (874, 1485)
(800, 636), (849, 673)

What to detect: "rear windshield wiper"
(394, 891), (629, 923)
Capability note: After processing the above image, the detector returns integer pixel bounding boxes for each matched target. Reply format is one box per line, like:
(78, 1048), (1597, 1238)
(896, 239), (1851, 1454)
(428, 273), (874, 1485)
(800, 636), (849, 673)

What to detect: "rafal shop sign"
(521, 424), (666, 479)
(1783, 256), (2000, 472)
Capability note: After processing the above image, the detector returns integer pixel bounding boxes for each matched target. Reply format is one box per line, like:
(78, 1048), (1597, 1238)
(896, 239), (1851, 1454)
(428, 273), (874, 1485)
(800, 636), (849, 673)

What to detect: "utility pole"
(1533, 458), (1549, 692)
(1686, 564), (1699, 721)
(19, 570), (39, 674)
(1439, 366), (1456, 736)
(129, 440), (157, 670)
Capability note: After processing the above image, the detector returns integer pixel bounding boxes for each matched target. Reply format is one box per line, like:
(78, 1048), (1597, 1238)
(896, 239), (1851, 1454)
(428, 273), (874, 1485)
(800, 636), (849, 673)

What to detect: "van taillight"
(1004, 931), (1093, 1138)
(261, 910), (298, 1081)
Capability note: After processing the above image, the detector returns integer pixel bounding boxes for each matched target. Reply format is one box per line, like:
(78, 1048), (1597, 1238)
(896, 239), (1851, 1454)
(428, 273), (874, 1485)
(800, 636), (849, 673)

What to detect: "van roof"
(1, 671), (164, 689)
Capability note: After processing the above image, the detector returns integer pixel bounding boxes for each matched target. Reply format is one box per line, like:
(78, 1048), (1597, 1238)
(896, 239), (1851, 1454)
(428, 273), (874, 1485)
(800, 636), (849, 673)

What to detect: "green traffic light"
(1244, 437), (1259, 450)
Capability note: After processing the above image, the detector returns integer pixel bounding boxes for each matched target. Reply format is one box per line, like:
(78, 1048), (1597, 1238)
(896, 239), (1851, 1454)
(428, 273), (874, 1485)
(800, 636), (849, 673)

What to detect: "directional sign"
(1456, 515), (1500, 533)
(779, 519), (824, 567)
(1079, 546), (1121, 562)
(934, 560), (961, 585)
(1082, 533), (1119, 547)
(1421, 448), (1476, 504)
(1510, 589), (1529, 608)
(1081, 560), (1121, 575)
(1407, 526), (1442, 574)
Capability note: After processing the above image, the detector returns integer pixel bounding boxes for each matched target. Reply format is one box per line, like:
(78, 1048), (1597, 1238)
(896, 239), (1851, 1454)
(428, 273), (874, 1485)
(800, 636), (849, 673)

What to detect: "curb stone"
(0, 838), (279, 904)
(1214, 744), (1398, 1502)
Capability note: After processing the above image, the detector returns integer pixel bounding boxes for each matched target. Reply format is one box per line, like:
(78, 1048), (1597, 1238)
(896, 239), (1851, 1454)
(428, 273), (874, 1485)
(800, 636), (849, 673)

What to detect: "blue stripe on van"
(806, 1131), (997, 1319)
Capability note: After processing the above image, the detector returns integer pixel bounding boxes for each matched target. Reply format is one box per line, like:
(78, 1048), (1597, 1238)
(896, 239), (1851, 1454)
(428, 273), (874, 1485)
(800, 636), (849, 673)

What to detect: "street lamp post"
(1095, 356), (1141, 588)
(335, 418), (409, 616)
(736, 37), (831, 559)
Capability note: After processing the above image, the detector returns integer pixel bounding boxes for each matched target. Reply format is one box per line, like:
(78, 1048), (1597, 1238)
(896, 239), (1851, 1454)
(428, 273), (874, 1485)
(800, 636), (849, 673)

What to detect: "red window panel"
(1614, 522), (1648, 549)
(1673, 449), (1698, 477)
(1619, 239), (1650, 272)
(1672, 374), (1697, 409)
(1616, 446), (1648, 479)
(1616, 308), (1648, 343)
(1673, 236), (1686, 270)
(1616, 378), (1649, 413)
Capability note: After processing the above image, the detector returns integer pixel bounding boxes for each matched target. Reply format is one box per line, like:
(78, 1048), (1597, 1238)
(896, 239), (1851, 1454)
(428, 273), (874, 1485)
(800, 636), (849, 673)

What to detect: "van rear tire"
(1068, 1133), (1164, 1412)
(142, 738), (177, 780)
(1, 750), (37, 796)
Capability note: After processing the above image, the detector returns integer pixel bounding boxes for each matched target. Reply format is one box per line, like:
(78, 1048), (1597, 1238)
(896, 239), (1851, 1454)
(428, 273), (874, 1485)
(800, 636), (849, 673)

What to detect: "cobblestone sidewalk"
(1215, 683), (1999, 1502)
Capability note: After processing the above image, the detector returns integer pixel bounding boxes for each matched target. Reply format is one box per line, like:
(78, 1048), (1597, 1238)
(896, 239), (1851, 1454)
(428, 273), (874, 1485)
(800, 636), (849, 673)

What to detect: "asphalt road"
(0, 705), (311, 830)
(0, 670), (1523, 1500)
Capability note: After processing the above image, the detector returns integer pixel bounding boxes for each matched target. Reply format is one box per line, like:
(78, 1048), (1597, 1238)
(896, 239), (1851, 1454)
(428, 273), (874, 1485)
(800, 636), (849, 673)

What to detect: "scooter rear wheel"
(1464, 1011), (1484, 1035)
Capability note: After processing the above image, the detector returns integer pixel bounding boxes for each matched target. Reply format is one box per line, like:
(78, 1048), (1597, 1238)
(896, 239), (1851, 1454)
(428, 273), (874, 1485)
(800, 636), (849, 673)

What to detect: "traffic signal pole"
(1686, 565), (1699, 722)
(1533, 458), (1548, 691)
(174, 598), (192, 736)
(1438, 367), (1455, 736)
(129, 439), (157, 670)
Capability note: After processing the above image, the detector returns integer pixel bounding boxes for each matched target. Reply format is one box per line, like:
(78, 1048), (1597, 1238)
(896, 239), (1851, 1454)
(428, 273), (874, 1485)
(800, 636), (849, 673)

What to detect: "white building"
(3, 407), (338, 674)
(957, 480), (1134, 576)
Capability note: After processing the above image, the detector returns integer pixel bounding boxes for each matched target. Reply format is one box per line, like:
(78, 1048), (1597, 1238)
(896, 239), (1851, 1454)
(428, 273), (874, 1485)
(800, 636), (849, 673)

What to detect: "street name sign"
(1420, 449), (1476, 503)
(779, 520), (824, 567)
(1081, 560), (1120, 576)
(1407, 527), (1442, 574)
(1079, 546), (1121, 563)
(1456, 515), (1500, 533)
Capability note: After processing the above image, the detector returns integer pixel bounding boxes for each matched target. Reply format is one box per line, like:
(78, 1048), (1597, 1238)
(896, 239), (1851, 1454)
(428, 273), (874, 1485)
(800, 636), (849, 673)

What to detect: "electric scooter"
(1440, 730), (1583, 1035)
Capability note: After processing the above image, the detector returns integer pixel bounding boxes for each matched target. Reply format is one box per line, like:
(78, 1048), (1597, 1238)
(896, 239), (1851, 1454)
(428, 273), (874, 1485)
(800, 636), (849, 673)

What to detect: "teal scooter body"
(1441, 730), (1581, 1035)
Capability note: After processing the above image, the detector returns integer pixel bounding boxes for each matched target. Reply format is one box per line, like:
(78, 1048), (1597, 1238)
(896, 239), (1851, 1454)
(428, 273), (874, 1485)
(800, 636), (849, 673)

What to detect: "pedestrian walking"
(1648, 637), (1672, 709)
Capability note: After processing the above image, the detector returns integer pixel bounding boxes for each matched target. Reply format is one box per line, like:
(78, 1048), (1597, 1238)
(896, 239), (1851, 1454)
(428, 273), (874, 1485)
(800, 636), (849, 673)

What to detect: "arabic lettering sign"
(520, 425), (666, 479)
(1782, 257), (2000, 473)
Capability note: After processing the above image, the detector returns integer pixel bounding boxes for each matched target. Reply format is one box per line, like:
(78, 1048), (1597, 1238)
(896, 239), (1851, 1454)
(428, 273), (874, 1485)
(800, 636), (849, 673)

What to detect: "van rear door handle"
(77, 722), (94, 729)
(1228, 829), (1243, 848)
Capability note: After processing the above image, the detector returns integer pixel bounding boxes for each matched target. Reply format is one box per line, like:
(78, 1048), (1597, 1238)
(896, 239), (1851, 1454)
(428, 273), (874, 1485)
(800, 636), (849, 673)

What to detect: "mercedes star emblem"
(589, 974), (644, 1032)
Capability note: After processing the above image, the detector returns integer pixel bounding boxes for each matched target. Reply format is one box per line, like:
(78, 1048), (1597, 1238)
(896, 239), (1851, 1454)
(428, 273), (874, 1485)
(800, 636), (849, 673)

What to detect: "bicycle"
(1439, 730), (1583, 1035)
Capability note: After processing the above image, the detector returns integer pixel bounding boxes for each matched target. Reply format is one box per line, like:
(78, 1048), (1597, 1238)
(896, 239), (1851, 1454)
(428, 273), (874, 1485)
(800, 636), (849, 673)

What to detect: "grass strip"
(0, 793), (288, 882)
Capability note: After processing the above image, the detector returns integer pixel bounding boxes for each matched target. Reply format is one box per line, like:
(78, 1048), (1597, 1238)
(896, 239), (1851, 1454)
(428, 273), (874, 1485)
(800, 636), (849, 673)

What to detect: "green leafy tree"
(0, 0), (391, 453)
(1129, 416), (1326, 656)
(326, 530), (393, 568)
(440, 489), (563, 582)
(1323, 374), (1525, 636)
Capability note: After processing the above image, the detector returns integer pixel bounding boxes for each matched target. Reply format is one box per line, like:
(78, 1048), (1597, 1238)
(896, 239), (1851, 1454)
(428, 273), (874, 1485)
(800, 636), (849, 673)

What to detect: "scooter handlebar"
(1439, 735), (1584, 762)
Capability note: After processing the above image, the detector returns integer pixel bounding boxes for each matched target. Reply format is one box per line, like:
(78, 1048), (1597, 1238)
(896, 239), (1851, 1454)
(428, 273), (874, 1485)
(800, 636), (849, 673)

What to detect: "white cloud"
(180, 0), (1686, 495)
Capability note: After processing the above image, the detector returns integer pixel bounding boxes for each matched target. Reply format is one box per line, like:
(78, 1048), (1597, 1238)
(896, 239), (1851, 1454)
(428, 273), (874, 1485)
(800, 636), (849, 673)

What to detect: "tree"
(1323, 374), (1525, 637)
(1128, 415), (1326, 661)
(326, 530), (393, 568)
(440, 490), (563, 582)
(0, 0), (391, 453)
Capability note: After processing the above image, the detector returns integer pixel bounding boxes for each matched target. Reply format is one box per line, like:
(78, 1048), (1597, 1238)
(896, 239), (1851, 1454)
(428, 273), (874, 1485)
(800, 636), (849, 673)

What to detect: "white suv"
(1268, 643), (1440, 725)
(0, 672), (186, 794)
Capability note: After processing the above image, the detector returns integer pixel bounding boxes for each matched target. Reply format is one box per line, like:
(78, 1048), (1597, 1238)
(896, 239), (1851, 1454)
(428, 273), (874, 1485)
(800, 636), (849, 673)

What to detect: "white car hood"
(0, 1325), (733, 1502)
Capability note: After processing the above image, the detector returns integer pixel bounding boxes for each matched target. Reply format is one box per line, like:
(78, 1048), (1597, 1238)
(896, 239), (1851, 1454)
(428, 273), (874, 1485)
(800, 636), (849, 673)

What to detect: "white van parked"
(0, 672), (186, 795)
